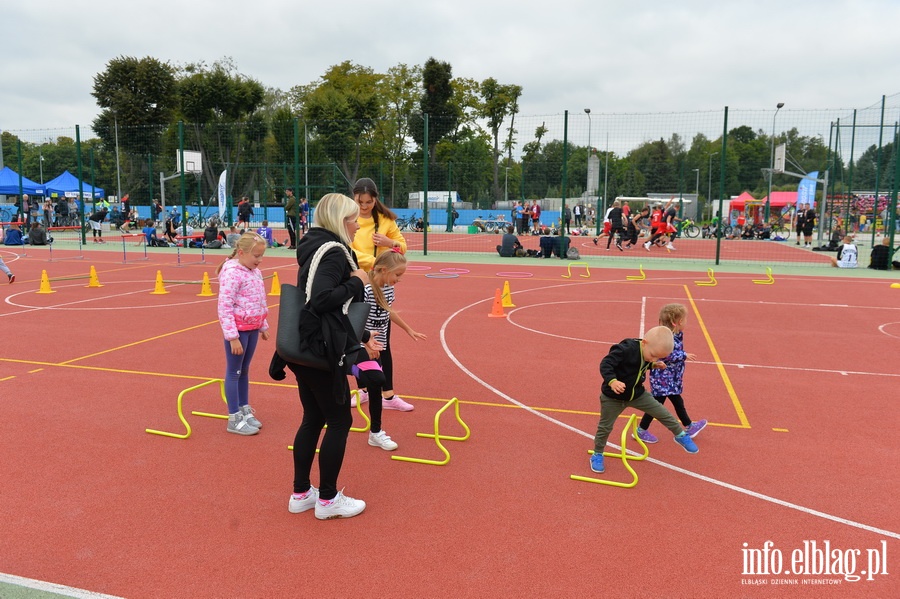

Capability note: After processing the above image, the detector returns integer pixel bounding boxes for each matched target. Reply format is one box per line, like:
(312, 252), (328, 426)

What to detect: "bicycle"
(679, 218), (701, 238)
(770, 222), (791, 239)
(396, 212), (417, 231)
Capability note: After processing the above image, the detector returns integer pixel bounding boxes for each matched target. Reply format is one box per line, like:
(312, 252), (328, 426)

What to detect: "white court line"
(3, 283), (214, 314)
(439, 279), (900, 540)
(0, 572), (124, 599)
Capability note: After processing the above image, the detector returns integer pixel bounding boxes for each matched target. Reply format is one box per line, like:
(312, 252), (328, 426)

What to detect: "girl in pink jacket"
(217, 232), (270, 435)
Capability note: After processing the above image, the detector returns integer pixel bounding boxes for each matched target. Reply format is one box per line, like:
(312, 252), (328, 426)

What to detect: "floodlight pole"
(708, 152), (719, 220)
(766, 102), (784, 222)
(114, 113), (122, 202)
(585, 108), (592, 203)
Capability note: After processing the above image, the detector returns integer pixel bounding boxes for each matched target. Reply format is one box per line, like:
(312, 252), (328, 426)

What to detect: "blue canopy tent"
(42, 171), (105, 201)
(0, 166), (44, 195)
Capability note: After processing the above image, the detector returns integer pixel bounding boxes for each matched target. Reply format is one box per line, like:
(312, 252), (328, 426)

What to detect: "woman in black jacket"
(287, 193), (374, 520)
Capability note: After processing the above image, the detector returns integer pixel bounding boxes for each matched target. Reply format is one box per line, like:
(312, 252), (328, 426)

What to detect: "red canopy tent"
(729, 191), (799, 210)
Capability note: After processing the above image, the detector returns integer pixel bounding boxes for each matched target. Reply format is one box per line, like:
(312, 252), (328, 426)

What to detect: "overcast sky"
(4, 0), (900, 151)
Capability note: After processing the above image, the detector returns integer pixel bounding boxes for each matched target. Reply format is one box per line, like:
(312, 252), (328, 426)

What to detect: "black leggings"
(607, 227), (623, 248)
(289, 364), (353, 501)
(639, 394), (691, 430)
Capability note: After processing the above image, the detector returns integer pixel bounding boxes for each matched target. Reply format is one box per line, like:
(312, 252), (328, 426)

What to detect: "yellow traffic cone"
(36, 270), (56, 294)
(86, 265), (103, 288)
(150, 270), (169, 295)
(197, 272), (215, 297)
(268, 271), (281, 296)
(501, 280), (516, 307)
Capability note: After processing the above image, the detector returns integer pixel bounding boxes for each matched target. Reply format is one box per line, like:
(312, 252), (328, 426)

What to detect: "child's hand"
(260, 330), (270, 341)
(229, 339), (243, 355)
(365, 333), (384, 352)
(610, 380), (625, 394)
(406, 329), (427, 341)
(686, 352), (697, 361)
(653, 361), (666, 369)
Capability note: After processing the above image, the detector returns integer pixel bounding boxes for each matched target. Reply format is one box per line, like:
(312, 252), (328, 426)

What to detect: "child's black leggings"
(639, 394), (691, 430)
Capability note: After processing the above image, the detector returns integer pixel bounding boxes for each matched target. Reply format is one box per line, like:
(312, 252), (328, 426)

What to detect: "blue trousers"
(223, 330), (260, 413)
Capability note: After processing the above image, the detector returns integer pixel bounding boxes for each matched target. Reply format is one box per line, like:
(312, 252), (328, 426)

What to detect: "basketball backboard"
(175, 150), (203, 174)
(773, 143), (786, 174)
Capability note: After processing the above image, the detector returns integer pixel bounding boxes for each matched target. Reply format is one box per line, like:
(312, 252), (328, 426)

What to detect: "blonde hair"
(658, 303), (687, 330)
(216, 232), (265, 274)
(368, 251), (408, 312)
(312, 193), (359, 245)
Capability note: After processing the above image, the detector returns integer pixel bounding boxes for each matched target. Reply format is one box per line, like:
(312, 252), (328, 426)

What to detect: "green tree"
(91, 55), (178, 200)
(478, 78), (522, 201)
(410, 58), (458, 163)
(291, 61), (381, 192)
(174, 58), (266, 200)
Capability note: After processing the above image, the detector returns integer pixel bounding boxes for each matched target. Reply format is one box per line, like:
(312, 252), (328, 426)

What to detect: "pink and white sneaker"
(381, 395), (414, 411)
(350, 390), (369, 408)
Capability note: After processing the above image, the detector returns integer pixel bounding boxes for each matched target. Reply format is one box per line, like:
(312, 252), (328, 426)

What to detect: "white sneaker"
(315, 490), (366, 520)
(643, 242), (651, 251)
(368, 430), (398, 451)
(240, 404), (261, 428)
(666, 243), (676, 251)
(226, 412), (259, 436)
(288, 487), (318, 513)
(350, 389), (369, 408)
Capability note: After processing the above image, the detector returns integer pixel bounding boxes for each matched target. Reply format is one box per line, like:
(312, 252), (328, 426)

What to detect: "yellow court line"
(683, 285), (750, 428)
(57, 301), (281, 365)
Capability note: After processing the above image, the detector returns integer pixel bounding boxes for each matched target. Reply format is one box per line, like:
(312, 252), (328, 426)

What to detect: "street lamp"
(708, 151), (719, 220)
(692, 168), (700, 194)
(766, 102), (784, 221)
(113, 111), (122, 202)
(584, 108), (592, 201)
(39, 148), (44, 184)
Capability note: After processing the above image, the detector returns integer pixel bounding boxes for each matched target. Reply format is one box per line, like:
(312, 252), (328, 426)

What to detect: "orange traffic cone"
(86, 265), (103, 288)
(150, 270), (169, 295)
(268, 271), (281, 296)
(36, 270), (56, 294)
(488, 288), (506, 318)
(197, 272), (215, 297)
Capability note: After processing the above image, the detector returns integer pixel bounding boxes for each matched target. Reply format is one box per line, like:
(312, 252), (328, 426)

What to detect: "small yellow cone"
(891, 283), (900, 289)
(150, 270), (169, 295)
(36, 270), (56, 294)
(197, 272), (215, 297)
(501, 280), (516, 307)
(268, 271), (281, 296)
(86, 265), (103, 288)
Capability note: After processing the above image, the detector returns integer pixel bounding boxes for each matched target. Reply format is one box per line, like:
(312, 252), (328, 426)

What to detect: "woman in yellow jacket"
(350, 177), (414, 412)
(350, 178), (407, 271)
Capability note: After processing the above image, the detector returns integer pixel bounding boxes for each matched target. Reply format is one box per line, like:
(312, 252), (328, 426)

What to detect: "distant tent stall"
(728, 191), (799, 227)
(42, 171), (105, 202)
(0, 166), (44, 196)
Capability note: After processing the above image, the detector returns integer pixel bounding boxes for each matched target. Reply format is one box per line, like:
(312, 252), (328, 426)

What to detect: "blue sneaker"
(590, 453), (605, 473)
(674, 433), (698, 454)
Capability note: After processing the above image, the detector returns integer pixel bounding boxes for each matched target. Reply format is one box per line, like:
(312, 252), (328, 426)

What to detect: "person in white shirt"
(829, 235), (858, 268)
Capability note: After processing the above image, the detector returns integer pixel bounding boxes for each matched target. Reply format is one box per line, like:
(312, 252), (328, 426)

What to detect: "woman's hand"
(372, 232), (397, 249)
(351, 268), (368, 283)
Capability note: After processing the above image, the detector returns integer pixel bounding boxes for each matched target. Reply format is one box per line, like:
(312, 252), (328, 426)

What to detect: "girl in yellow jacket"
(350, 177), (407, 271)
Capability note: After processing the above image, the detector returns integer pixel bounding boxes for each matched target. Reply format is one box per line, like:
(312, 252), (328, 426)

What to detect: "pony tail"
(368, 269), (392, 313)
(216, 247), (239, 275)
